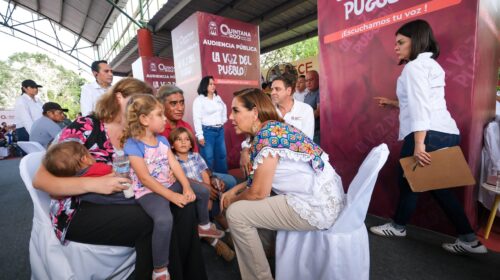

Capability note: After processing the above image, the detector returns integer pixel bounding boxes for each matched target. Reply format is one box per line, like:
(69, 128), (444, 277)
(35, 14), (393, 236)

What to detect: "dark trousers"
(16, 127), (29, 156)
(16, 127), (29, 141)
(393, 131), (474, 235)
(137, 181), (210, 269)
(66, 201), (207, 280)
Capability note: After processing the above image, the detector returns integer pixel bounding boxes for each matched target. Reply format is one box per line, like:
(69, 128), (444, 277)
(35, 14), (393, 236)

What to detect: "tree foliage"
(0, 52), (87, 119)
(260, 37), (319, 70)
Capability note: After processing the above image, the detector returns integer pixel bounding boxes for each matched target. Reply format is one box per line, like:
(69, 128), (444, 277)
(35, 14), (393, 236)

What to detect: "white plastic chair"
(20, 151), (136, 280)
(17, 141), (46, 154)
(478, 120), (500, 217)
(275, 143), (390, 280)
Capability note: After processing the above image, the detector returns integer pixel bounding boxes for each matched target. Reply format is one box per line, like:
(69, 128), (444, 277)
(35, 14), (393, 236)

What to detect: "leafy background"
(0, 52), (87, 119)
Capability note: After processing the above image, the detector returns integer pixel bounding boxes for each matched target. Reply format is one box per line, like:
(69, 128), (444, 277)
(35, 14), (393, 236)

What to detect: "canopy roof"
(1, 0), (318, 75)
(111, 0), (318, 75)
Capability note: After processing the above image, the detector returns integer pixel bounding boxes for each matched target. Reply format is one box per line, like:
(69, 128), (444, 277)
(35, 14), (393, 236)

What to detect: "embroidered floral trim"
(252, 147), (345, 229)
(286, 164), (345, 229)
(248, 121), (324, 186)
(251, 147), (328, 174)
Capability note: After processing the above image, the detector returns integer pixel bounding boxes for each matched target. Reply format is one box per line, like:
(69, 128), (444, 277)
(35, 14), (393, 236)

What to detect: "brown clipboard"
(399, 146), (476, 192)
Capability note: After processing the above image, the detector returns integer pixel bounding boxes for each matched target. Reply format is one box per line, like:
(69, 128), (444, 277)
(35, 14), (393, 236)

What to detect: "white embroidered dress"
(252, 147), (345, 229)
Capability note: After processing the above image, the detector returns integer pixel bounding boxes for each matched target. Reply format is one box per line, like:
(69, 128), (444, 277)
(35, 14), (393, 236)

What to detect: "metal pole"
(105, 0), (144, 28)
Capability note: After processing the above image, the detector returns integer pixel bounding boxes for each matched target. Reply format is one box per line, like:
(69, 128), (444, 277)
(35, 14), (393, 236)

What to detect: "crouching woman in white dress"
(220, 88), (345, 280)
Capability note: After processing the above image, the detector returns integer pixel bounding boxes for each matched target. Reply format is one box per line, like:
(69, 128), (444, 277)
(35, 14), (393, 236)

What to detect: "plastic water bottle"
(113, 150), (134, 198)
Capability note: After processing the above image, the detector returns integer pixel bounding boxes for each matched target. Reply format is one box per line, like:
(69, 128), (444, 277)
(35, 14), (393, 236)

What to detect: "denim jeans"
(393, 131), (474, 235)
(200, 125), (228, 173)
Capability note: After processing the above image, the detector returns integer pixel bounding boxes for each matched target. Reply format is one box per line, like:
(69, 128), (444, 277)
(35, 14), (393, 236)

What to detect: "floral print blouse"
(49, 115), (113, 243)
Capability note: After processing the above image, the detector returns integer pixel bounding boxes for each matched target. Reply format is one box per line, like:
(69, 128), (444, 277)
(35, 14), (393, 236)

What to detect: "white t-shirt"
(80, 81), (109, 116)
(277, 100), (315, 139)
(396, 52), (459, 140)
(294, 90), (307, 102)
(14, 94), (43, 132)
(192, 94), (227, 140)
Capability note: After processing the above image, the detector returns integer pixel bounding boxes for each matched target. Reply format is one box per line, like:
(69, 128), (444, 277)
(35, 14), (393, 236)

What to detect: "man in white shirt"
(14, 79), (44, 141)
(80, 60), (113, 116)
(240, 74), (314, 176)
(293, 75), (307, 102)
(271, 74), (314, 139)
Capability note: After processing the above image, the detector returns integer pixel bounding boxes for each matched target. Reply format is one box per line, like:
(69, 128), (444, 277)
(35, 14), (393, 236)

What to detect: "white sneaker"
(369, 222), (407, 237)
(442, 239), (488, 254)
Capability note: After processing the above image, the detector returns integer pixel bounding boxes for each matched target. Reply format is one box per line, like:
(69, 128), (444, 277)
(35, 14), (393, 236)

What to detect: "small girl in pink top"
(122, 94), (224, 280)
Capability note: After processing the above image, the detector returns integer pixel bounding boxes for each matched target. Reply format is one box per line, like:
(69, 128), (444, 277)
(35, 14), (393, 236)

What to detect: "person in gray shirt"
(30, 102), (67, 148)
(304, 70), (320, 143)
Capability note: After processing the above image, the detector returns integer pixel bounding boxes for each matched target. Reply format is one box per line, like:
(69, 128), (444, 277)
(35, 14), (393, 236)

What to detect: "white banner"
(0, 110), (15, 125)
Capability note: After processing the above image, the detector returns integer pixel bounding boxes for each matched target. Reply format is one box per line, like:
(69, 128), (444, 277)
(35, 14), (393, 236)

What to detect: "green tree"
(0, 52), (87, 119)
(261, 37), (319, 70)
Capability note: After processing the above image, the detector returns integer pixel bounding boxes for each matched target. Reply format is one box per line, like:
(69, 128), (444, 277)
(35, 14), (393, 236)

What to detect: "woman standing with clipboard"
(370, 20), (487, 254)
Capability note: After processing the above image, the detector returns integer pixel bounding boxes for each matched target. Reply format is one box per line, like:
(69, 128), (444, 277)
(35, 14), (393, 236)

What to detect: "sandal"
(152, 269), (170, 280)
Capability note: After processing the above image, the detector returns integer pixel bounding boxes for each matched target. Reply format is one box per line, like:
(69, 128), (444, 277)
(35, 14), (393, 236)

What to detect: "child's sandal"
(152, 269), (170, 280)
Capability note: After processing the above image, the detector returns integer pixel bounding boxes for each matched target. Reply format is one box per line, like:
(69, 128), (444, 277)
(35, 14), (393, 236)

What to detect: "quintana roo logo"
(209, 21), (218, 36)
(150, 63), (157, 72)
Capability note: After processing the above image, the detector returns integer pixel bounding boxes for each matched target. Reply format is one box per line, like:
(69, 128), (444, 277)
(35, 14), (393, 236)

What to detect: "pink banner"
(318, 0), (499, 233)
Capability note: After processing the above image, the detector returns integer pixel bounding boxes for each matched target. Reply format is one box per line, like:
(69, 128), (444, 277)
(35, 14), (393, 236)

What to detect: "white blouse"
(192, 94), (227, 140)
(252, 147), (345, 229)
(396, 52), (459, 140)
(14, 94), (43, 132)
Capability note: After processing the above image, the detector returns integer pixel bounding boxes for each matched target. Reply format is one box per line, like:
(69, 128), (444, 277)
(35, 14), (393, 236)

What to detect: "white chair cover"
(478, 120), (500, 216)
(0, 147), (8, 157)
(20, 152), (136, 280)
(276, 143), (390, 280)
(17, 141), (46, 154)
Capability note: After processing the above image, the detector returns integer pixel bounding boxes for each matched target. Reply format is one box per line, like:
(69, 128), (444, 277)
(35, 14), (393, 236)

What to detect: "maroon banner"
(172, 12), (260, 169)
(318, 0), (499, 233)
(132, 56), (176, 91)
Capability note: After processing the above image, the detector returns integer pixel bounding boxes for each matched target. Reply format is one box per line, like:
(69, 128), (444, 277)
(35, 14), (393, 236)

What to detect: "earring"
(251, 122), (259, 134)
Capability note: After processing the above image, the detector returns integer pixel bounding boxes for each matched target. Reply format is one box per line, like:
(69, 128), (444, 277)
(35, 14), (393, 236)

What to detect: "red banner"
(172, 12), (260, 168)
(318, 0), (499, 233)
(132, 56), (176, 91)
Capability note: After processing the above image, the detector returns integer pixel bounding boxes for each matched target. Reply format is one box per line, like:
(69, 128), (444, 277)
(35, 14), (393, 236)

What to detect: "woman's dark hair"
(396, 19), (439, 64)
(197, 76), (217, 96)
